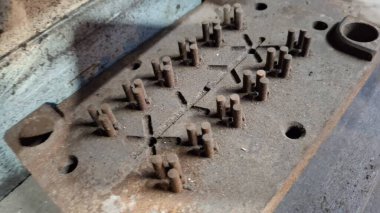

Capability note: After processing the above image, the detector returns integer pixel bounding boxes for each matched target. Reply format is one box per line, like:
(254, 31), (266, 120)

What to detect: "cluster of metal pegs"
(221, 3), (244, 30)
(122, 78), (149, 110)
(241, 69), (269, 101)
(216, 94), (244, 128)
(264, 46), (293, 78)
(186, 121), (217, 158)
(151, 56), (176, 87)
(177, 37), (200, 66)
(202, 19), (223, 47)
(150, 153), (185, 193)
(286, 28), (312, 57)
(87, 103), (118, 137)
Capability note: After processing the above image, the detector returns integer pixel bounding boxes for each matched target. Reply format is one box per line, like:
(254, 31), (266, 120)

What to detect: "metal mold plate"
(4, 0), (380, 212)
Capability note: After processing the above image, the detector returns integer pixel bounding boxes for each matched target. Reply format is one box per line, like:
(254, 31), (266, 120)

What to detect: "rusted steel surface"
(4, 0), (380, 212)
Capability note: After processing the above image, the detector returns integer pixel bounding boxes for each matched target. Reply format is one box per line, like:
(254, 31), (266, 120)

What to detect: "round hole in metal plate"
(343, 22), (379, 42)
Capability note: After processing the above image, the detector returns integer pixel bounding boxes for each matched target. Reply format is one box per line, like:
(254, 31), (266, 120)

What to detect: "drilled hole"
(256, 3), (267, 10)
(132, 60), (142, 70)
(59, 155), (78, 174)
(285, 122), (306, 139)
(19, 116), (55, 147)
(313, 21), (328, 31)
(343, 22), (379, 42)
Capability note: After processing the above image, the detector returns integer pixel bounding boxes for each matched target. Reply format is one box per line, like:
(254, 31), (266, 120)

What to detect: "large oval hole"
(19, 116), (55, 147)
(343, 22), (379, 42)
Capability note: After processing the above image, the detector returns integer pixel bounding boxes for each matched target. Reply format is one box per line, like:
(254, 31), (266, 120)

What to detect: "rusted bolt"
(151, 58), (161, 80)
(229, 94), (240, 114)
(100, 103), (118, 128)
(278, 46), (289, 68)
(98, 114), (117, 137)
(167, 169), (183, 193)
(150, 155), (166, 179)
(166, 153), (184, 182)
(234, 7), (243, 30)
(162, 64), (176, 88)
(190, 44), (200, 66)
(297, 29), (307, 49)
(232, 104), (243, 128)
(201, 121), (212, 136)
(279, 54), (292, 78)
(186, 123), (198, 146)
(133, 78), (147, 98)
(286, 28), (296, 49)
(87, 104), (100, 125)
(216, 95), (226, 120)
(202, 21), (210, 43)
(122, 81), (135, 102)
(178, 39), (187, 61)
(265, 47), (276, 71)
(301, 34), (312, 57)
(242, 70), (253, 93)
(162, 56), (172, 66)
(132, 87), (148, 111)
(214, 24), (222, 47)
(223, 4), (231, 25)
(202, 133), (215, 158)
(257, 77), (269, 101)
(255, 69), (266, 90)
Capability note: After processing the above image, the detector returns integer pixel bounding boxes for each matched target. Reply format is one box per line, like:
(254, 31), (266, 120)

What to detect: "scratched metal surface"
(4, 0), (380, 212)
(276, 65), (380, 212)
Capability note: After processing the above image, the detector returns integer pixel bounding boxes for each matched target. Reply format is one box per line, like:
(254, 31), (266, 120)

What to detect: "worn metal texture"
(0, 0), (201, 199)
(4, 0), (380, 212)
(276, 62), (380, 213)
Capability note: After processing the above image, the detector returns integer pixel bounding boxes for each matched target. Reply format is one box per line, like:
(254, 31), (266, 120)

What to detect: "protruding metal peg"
(133, 78), (147, 98)
(87, 104), (100, 125)
(166, 153), (184, 183)
(223, 4), (231, 25)
(100, 103), (118, 128)
(279, 54), (292, 78)
(190, 44), (200, 66)
(301, 34), (312, 57)
(257, 77), (269, 101)
(167, 169), (183, 193)
(278, 46), (289, 68)
(162, 64), (175, 88)
(151, 58), (161, 80)
(186, 123), (198, 146)
(286, 28), (296, 49)
(214, 24), (222, 47)
(201, 121), (212, 136)
(202, 133), (215, 158)
(98, 114), (117, 137)
(230, 94), (240, 114)
(234, 7), (243, 30)
(216, 95), (226, 120)
(297, 29), (307, 49)
(202, 21), (210, 42)
(265, 47), (276, 71)
(232, 104), (243, 128)
(122, 81), (135, 102)
(132, 87), (148, 111)
(256, 70), (266, 90)
(150, 155), (166, 179)
(178, 39), (187, 61)
(242, 70), (253, 93)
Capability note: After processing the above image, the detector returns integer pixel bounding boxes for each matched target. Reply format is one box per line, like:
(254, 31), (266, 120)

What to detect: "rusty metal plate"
(4, 0), (380, 212)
